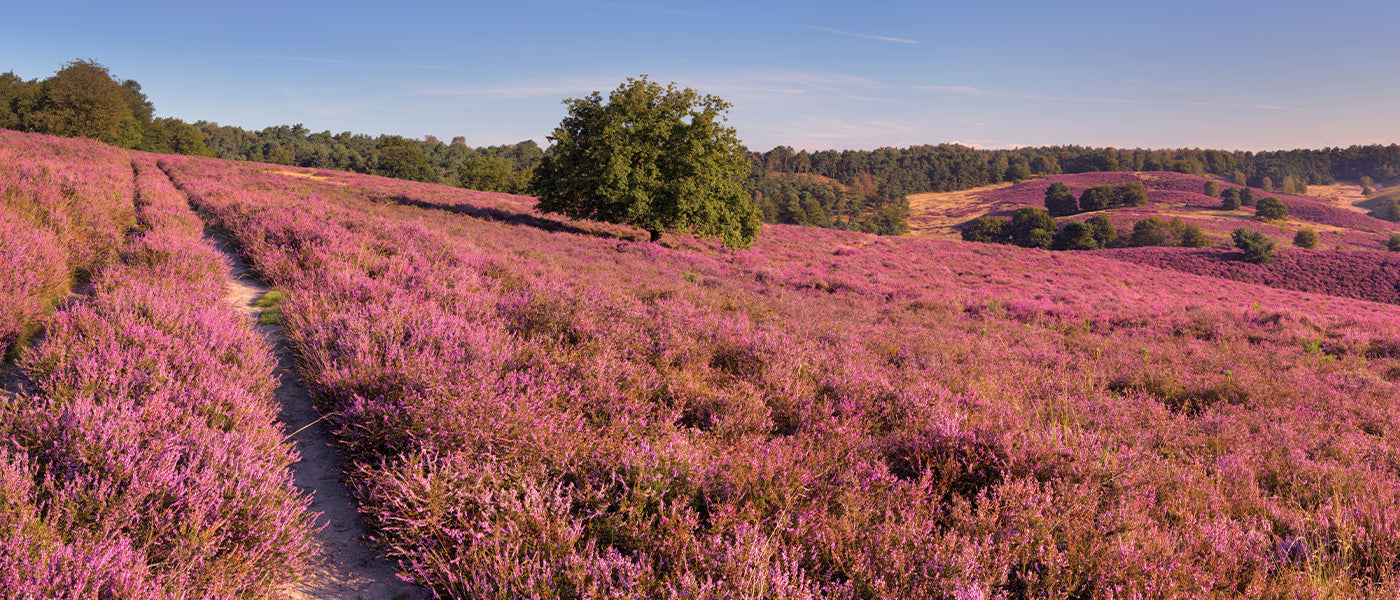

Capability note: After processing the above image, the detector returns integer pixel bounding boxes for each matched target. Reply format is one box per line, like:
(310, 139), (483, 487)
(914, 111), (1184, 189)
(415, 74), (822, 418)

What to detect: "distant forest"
(6, 60), (1400, 236)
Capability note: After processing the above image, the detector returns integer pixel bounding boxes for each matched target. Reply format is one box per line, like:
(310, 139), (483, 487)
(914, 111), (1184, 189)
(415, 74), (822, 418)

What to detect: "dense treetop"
(532, 77), (761, 248)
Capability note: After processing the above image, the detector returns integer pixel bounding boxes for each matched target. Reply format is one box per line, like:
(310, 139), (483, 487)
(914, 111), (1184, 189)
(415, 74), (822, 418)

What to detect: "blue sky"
(4, 0), (1397, 151)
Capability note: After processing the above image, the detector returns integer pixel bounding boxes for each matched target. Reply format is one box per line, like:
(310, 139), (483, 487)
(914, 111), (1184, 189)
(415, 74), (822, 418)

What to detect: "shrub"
(1129, 217), (1174, 247)
(1220, 187), (1241, 210)
(1115, 181), (1148, 207)
(1232, 228), (1275, 264)
(1255, 196), (1289, 221)
(1239, 187), (1255, 206)
(1052, 221), (1099, 250)
(1204, 181), (1220, 197)
(1389, 233), (1400, 252)
(1010, 207), (1056, 248)
(1044, 182), (1078, 216)
(1085, 214), (1118, 248)
(1293, 228), (1318, 249)
(961, 216), (1010, 244)
(1176, 222), (1211, 248)
(1077, 185), (1115, 212)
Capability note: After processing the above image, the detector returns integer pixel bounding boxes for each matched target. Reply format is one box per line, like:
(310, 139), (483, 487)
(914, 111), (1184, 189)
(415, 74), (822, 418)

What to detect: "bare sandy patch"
(1305, 183), (1372, 214)
(906, 182), (1016, 238)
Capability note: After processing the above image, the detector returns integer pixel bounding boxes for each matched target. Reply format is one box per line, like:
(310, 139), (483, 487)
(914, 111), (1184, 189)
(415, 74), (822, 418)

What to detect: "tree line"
(7, 60), (1400, 239)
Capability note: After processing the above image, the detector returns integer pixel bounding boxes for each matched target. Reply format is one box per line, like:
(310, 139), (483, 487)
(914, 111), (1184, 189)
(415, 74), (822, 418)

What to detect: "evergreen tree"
(1232, 228), (1275, 264)
(1220, 187), (1241, 210)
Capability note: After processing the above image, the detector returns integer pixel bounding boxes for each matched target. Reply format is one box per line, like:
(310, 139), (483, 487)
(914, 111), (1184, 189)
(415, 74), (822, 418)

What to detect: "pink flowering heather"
(1, 138), (314, 597)
(156, 151), (1400, 598)
(0, 129), (135, 356)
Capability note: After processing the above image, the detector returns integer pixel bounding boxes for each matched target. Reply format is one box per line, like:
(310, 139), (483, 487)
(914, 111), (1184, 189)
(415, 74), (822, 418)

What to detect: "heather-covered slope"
(1, 136), (314, 596)
(911, 171), (1399, 251)
(1104, 246), (1400, 306)
(159, 153), (1400, 599)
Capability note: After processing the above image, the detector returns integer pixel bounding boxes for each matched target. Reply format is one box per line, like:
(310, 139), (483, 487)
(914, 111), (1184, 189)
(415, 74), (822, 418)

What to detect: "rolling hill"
(4, 129), (1400, 598)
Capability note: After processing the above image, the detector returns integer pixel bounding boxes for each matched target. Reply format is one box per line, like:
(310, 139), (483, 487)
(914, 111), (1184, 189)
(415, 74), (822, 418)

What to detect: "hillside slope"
(5, 129), (1400, 597)
(155, 151), (1400, 598)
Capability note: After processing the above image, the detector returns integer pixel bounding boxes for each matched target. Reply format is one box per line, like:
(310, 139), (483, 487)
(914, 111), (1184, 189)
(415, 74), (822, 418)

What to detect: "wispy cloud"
(802, 25), (919, 44)
(1179, 101), (1299, 111)
(414, 69), (888, 104)
(592, 2), (708, 17)
(781, 116), (916, 150)
(917, 85), (1134, 104)
(235, 54), (464, 71)
(1125, 79), (1189, 93)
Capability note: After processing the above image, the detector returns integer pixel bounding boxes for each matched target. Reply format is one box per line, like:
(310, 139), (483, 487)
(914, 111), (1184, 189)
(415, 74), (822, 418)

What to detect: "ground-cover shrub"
(161, 153), (1400, 598)
(0, 145), (313, 596)
(0, 130), (135, 357)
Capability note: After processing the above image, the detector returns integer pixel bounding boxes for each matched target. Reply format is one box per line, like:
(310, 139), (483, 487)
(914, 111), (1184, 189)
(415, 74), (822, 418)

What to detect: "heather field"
(5, 130), (1400, 598)
(155, 148), (1400, 598)
(1, 134), (312, 596)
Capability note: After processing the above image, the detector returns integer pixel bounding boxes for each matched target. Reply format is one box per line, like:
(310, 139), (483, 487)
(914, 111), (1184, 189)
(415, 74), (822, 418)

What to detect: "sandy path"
(207, 233), (424, 600)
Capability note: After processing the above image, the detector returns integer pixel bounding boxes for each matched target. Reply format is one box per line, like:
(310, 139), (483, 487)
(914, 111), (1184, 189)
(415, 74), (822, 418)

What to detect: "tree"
(532, 76), (760, 248)
(1009, 207), (1056, 248)
(375, 136), (437, 182)
(1174, 221), (1211, 248)
(1232, 228), (1275, 264)
(1129, 217), (1175, 247)
(1052, 220), (1100, 250)
(1370, 197), (1400, 222)
(1204, 180), (1220, 198)
(1078, 185), (1114, 212)
(1361, 176), (1375, 196)
(1293, 228), (1318, 249)
(1389, 234), (1400, 252)
(961, 216), (1010, 243)
(1239, 187), (1255, 207)
(1115, 181), (1148, 207)
(1044, 182), (1078, 216)
(457, 154), (520, 193)
(1255, 196), (1289, 221)
(1220, 187), (1241, 210)
(1005, 161), (1031, 183)
(26, 60), (145, 147)
(1085, 214), (1118, 248)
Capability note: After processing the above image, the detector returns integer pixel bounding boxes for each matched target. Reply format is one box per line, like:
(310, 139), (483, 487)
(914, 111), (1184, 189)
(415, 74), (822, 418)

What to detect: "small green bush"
(1293, 228), (1318, 249)
(1388, 234), (1400, 252)
(1232, 228), (1275, 264)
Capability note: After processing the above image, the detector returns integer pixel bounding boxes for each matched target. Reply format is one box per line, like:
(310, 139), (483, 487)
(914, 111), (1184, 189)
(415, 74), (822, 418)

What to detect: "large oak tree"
(532, 76), (760, 248)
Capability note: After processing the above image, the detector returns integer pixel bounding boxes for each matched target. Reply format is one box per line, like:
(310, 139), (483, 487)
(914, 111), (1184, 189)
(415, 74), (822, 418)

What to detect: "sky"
(4, 0), (1398, 152)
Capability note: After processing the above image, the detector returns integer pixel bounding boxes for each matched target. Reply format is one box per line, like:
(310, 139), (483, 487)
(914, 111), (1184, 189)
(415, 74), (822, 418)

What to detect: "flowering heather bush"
(159, 152), (1400, 598)
(0, 139), (313, 596)
(0, 129), (135, 356)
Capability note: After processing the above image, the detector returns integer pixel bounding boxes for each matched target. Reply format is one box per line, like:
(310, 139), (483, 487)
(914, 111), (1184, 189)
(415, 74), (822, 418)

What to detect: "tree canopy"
(532, 76), (760, 248)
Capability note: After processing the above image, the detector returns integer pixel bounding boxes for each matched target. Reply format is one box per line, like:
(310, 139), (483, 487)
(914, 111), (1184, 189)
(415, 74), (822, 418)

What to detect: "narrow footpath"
(208, 232), (423, 600)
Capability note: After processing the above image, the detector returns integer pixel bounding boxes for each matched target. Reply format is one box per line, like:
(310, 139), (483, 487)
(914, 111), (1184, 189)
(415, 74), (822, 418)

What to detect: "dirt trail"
(207, 234), (423, 600)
